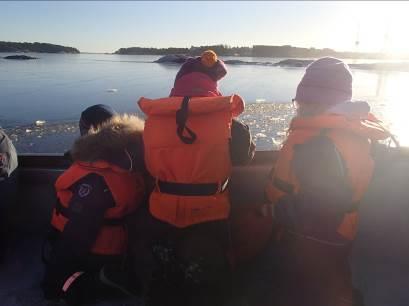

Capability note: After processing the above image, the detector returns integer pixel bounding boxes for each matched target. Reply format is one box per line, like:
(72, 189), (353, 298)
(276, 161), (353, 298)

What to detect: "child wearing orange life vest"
(125, 50), (257, 306)
(42, 107), (146, 305)
(265, 57), (391, 306)
(170, 49), (256, 164)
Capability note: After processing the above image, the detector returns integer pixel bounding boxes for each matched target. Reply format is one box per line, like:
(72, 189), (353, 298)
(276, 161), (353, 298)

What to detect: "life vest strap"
(176, 96), (197, 144)
(55, 200), (125, 226)
(157, 178), (229, 196)
(272, 177), (294, 194)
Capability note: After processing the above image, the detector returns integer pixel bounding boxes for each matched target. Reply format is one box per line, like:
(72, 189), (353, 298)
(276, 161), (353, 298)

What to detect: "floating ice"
(35, 120), (46, 126)
(6, 102), (295, 153)
(272, 137), (283, 146)
(255, 98), (266, 103)
(255, 133), (267, 138)
(106, 88), (118, 93)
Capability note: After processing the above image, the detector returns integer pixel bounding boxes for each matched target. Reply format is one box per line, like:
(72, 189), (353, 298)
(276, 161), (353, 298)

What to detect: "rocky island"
(153, 55), (409, 72)
(0, 41), (80, 53)
(154, 54), (189, 63)
(4, 55), (38, 60)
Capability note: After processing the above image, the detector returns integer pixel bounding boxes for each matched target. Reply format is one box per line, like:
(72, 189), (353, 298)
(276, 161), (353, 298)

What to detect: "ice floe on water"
(34, 120), (46, 126)
(106, 88), (118, 93)
(255, 98), (266, 103)
(239, 102), (294, 150)
(3, 103), (295, 153)
(4, 121), (80, 153)
(255, 133), (267, 138)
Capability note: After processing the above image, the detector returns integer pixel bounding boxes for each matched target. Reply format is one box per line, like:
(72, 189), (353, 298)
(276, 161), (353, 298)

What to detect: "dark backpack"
(230, 119), (255, 166)
(275, 131), (354, 242)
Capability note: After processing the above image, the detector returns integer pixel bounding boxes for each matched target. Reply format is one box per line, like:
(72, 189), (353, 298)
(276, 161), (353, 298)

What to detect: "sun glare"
(351, 2), (409, 56)
(381, 74), (409, 146)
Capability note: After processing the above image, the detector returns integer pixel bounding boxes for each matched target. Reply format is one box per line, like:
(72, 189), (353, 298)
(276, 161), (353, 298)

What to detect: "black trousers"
(42, 233), (124, 305)
(127, 205), (231, 306)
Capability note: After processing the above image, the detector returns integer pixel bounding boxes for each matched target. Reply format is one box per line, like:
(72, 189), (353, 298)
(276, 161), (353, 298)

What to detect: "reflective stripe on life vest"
(139, 95), (244, 228)
(52, 161), (144, 255)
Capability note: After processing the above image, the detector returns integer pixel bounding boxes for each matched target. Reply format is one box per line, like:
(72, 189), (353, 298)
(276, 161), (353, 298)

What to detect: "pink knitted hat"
(295, 57), (353, 105)
(170, 50), (227, 97)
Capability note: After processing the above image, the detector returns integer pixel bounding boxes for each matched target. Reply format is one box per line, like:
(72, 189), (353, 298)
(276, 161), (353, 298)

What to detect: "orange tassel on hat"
(201, 50), (218, 67)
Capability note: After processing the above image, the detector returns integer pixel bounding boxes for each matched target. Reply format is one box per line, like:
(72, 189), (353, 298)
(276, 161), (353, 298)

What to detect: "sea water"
(0, 53), (408, 152)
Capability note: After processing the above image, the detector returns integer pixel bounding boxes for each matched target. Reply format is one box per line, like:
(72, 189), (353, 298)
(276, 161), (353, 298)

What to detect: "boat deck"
(0, 153), (277, 306)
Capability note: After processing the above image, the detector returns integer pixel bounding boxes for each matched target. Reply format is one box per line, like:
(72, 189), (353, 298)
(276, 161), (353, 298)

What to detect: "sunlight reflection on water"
(353, 70), (409, 147)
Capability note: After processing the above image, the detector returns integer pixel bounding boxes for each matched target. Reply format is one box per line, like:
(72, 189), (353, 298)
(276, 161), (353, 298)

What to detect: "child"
(129, 50), (257, 306)
(170, 50), (255, 164)
(63, 104), (116, 161)
(42, 110), (145, 305)
(79, 104), (116, 136)
(265, 57), (391, 306)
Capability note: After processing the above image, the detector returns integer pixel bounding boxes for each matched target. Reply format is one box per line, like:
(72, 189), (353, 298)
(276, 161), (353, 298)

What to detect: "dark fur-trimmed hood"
(71, 114), (145, 171)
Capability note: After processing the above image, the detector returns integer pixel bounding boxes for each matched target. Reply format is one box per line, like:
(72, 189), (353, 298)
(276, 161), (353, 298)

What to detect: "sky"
(1, 1), (409, 54)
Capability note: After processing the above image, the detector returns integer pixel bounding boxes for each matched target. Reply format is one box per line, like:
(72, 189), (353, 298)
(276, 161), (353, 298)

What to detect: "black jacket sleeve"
(43, 173), (116, 298)
(56, 172), (115, 259)
(230, 119), (256, 166)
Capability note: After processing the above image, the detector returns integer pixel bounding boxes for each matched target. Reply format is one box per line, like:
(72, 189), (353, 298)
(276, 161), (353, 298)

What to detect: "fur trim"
(71, 114), (145, 170)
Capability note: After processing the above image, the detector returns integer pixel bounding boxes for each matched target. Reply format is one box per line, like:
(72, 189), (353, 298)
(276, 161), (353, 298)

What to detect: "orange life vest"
(138, 95), (245, 228)
(266, 113), (390, 241)
(52, 161), (144, 255)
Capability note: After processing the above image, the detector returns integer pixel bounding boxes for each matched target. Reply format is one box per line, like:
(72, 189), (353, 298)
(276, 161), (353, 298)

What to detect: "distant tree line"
(252, 45), (388, 59)
(189, 45), (252, 56)
(115, 47), (189, 55)
(0, 41), (397, 59)
(115, 44), (393, 59)
(115, 45), (252, 56)
(0, 41), (80, 53)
